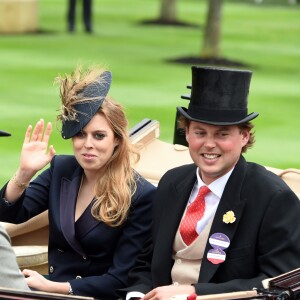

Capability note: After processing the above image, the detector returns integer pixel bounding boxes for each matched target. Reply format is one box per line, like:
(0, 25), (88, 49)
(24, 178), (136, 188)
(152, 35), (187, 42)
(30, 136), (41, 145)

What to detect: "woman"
(0, 66), (156, 299)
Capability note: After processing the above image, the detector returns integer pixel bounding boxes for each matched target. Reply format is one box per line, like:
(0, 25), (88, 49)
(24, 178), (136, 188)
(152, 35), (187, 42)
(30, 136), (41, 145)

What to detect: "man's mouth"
(202, 153), (220, 160)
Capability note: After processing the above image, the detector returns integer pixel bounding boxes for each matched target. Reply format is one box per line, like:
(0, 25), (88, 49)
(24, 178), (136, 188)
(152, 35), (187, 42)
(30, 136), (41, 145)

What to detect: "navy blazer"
(122, 156), (300, 296)
(0, 155), (156, 299)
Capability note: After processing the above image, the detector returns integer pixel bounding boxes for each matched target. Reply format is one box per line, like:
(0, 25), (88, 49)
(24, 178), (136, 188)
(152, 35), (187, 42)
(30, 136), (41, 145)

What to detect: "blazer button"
(82, 256), (87, 260)
(76, 276), (82, 279)
(49, 266), (54, 273)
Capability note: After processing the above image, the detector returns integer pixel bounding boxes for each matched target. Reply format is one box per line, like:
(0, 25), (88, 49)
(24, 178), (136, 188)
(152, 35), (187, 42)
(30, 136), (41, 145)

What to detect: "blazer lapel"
(60, 171), (86, 256)
(199, 156), (248, 283)
(154, 166), (197, 279)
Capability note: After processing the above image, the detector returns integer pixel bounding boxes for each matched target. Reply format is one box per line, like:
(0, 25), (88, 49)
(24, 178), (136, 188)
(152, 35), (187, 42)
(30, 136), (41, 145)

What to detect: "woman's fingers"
(42, 122), (53, 144)
(48, 145), (56, 160)
(31, 119), (44, 141)
(24, 120), (52, 144)
(24, 125), (33, 144)
(36, 119), (45, 141)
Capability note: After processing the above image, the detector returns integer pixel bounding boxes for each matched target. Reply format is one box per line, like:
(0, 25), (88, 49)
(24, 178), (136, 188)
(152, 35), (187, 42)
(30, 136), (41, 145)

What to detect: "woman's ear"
(113, 137), (120, 148)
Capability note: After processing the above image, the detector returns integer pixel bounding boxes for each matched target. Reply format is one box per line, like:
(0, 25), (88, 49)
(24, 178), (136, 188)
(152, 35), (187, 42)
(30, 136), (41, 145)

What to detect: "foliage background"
(0, 0), (299, 184)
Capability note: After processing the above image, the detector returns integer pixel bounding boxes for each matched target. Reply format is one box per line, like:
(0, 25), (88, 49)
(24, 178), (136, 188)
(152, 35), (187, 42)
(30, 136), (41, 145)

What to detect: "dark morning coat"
(0, 155), (156, 299)
(123, 156), (300, 296)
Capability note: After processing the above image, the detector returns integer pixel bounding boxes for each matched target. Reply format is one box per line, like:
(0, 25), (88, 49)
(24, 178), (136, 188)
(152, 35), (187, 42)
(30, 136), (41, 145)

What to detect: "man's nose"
(203, 136), (216, 148)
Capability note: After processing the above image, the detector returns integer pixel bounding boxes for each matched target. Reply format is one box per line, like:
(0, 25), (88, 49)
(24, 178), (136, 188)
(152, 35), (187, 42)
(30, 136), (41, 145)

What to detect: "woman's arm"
(4, 119), (55, 204)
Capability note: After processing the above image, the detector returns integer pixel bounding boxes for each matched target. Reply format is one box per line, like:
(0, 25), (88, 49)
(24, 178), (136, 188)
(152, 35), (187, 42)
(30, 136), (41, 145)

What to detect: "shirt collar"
(195, 167), (234, 199)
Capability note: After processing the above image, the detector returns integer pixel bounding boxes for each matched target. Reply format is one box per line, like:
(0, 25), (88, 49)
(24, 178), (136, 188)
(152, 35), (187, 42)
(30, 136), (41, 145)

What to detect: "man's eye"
(195, 131), (205, 136)
(219, 132), (229, 137)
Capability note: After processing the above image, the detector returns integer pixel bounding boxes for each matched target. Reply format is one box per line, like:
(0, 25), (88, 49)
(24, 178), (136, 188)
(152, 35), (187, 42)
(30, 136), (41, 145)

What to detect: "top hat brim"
(0, 130), (11, 137)
(177, 106), (259, 125)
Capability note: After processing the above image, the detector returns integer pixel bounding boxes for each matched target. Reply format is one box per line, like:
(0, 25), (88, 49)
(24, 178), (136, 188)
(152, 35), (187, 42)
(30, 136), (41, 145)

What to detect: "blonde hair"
(92, 99), (140, 226)
(56, 65), (140, 226)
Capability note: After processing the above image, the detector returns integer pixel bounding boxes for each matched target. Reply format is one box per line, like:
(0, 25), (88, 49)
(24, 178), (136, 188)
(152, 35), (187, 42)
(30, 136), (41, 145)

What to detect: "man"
(67, 0), (92, 33)
(122, 66), (300, 300)
(0, 129), (29, 290)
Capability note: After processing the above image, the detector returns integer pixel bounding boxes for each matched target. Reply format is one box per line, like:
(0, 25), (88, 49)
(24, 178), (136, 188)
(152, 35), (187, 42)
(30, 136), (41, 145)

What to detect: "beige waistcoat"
(171, 218), (213, 285)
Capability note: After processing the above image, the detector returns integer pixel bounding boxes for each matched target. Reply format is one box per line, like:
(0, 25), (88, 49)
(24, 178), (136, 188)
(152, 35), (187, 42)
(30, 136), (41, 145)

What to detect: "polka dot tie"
(180, 186), (211, 246)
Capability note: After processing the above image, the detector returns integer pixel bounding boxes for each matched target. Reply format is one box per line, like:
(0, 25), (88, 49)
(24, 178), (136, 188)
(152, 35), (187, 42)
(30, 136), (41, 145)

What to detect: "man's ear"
(241, 129), (250, 146)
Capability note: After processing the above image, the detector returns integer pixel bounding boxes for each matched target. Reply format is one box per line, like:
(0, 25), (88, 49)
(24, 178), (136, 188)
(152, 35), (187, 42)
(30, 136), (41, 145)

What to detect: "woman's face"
(72, 113), (119, 176)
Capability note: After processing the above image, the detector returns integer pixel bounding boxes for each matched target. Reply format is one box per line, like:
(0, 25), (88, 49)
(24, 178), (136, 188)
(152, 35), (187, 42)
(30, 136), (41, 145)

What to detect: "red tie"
(180, 186), (211, 246)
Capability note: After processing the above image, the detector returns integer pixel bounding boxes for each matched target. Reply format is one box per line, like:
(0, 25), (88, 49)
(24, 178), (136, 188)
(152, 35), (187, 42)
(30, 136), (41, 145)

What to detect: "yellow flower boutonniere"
(223, 211), (236, 224)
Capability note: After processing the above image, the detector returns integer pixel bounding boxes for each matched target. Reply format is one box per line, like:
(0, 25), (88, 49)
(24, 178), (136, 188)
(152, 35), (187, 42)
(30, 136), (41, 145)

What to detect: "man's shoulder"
(245, 161), (296, 193)
(246, 162), (284, 182)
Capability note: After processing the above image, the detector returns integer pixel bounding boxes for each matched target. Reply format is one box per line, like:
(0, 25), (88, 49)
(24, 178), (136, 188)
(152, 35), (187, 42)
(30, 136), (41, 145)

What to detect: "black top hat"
(0, 130), (11, 137)
(177, 66), (259, 125)
(61, 71), (112, 139)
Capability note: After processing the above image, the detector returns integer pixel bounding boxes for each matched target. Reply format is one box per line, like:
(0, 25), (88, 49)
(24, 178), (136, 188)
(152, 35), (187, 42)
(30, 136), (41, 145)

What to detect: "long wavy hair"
(91, 99), (140, 226)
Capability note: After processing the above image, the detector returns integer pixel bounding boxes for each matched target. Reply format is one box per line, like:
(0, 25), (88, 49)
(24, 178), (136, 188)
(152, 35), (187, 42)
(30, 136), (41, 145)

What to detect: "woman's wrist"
(46, 281), (71, 295)
(4, 170), (34, 203)
(12, 169), (36, 189)
(11, 174), (30, 190)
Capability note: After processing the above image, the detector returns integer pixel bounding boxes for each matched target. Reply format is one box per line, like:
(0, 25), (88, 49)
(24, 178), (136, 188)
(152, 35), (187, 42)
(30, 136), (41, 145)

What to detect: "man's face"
(186, 121), (250, 185)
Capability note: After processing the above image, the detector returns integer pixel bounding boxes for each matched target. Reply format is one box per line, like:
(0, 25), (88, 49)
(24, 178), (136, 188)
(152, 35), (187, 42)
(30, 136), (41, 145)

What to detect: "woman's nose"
(84, 135), (93, 148)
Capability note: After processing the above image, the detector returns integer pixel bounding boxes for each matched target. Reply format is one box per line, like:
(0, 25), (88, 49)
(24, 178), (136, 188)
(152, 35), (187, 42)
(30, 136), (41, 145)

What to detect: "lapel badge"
(207, 248), (226, 265)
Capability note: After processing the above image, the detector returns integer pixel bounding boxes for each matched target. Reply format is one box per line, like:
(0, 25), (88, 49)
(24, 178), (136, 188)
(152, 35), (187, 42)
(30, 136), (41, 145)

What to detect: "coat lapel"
(199, 156), (248, 283)
(156, 169), (196, 245)
(154, 166), (197, 279)
(60, 170), (86, 256)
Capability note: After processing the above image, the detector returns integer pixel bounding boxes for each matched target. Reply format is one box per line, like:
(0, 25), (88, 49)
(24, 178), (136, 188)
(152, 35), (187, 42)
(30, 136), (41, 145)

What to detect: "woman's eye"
(95, 133), (105, 140)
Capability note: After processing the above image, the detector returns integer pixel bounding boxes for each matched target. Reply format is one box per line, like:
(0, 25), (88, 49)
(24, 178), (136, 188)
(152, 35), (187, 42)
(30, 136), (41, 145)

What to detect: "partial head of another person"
(0, 130), (11, 137)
